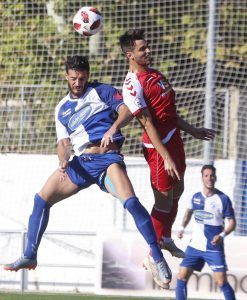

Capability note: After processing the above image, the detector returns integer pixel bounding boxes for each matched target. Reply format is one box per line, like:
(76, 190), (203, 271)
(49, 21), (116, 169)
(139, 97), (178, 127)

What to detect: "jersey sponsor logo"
(209, 264), (225, 271)
(194, 210), (214, 222)
(68, 105), (92, 131)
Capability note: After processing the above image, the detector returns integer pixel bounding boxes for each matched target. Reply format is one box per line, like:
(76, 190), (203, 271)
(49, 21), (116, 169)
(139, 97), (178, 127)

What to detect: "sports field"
(0, 294), (172, 300)
(0, 293), (211, 300)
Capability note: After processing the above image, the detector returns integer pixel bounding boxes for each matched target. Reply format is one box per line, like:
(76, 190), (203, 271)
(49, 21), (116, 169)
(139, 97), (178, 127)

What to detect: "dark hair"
(201, 164), (216, 175)
(119, 29), (145, 54)
(65, 55), (90, 73)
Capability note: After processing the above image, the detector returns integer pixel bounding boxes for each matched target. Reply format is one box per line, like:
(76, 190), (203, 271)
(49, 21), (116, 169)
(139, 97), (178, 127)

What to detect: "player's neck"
(203, 187), (215, 197)
(129, 62), (149, 73)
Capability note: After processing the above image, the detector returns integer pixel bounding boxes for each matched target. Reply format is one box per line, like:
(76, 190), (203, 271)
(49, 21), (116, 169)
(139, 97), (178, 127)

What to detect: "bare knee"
(214, 272), (227, 287)
(177, 267), (193, 282)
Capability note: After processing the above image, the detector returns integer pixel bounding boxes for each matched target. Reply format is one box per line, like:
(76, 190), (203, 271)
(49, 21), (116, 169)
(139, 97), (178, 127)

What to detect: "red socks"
(151, 197), (180, 241)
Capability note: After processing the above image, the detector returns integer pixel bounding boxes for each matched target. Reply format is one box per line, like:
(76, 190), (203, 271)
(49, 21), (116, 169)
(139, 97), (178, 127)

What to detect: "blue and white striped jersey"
(188, 189), (235, 252)
(55, 82), (125, 156)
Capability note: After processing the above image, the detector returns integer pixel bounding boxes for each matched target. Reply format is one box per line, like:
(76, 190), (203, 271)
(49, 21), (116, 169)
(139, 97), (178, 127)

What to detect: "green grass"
(0, 294), (173, 300)
(0, 293), (212, 300)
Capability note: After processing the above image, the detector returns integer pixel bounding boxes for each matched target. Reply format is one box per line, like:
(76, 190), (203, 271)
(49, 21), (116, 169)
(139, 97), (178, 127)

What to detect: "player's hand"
(192, 128), (216, 141)
(58, 160), (69, 182)
(164, 156), (181, 181)
(177, 228), (184, 239)
(211, 234), (223, 245)
(100, 128), (115, 147)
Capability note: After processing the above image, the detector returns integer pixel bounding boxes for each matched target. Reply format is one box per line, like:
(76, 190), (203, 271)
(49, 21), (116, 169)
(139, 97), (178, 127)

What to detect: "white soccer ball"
(73, 6), (103, 36)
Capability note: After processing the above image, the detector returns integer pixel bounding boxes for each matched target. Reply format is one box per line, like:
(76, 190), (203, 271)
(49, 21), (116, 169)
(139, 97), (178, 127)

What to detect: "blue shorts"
(180, 246), (228, 272)
(66, 152), (125, 192)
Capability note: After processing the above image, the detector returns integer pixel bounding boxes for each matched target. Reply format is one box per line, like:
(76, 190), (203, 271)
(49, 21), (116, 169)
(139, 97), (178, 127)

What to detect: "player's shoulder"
(192, 191), (203, 199)
(90, 81), (116, 93)
(55, 92), (70, 112)
(90, 81), (123, 103)
(123, 71), (139, 84)
(215, 189), (231, 202)
(123, 71), (142, 93)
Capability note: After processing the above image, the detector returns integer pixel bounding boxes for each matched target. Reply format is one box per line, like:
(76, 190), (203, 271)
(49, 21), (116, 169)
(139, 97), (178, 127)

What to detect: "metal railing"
(0, 229), (97, 292)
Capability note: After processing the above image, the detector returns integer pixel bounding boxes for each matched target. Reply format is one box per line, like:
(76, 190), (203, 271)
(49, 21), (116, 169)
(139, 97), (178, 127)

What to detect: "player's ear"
(126, 51), (134, 60)
(65, 73), (69, 81)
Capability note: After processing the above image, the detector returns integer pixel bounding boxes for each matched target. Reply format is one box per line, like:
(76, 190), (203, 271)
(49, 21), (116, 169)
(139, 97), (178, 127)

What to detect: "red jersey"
(122, 68), (178, 145)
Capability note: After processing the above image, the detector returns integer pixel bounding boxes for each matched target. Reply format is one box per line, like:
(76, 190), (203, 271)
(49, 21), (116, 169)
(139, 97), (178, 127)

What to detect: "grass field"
(0, 293), (210, 300)
(0, 294), (174, 300)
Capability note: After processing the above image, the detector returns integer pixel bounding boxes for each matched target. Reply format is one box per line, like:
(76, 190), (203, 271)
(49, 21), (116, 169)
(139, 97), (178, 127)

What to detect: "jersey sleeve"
(222, 195), (235, 218)
(55, 104), (69, 142)
(187, 194), (194, 210)
(93, 82), (124, 112)
(122, 74), (147, 116)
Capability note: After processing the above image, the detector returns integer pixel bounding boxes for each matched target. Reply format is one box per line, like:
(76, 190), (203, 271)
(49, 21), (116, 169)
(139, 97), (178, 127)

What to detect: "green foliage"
(0, 0), (246, 155)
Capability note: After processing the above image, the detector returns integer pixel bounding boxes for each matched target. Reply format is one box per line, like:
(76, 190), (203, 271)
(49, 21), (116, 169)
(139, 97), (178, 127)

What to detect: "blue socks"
(124, 196), (163, 262)
(175, 280), (235, 300)
(220, 282), (236, 300)
(176, 279), (187, 300)
(24, 194), (51, 259)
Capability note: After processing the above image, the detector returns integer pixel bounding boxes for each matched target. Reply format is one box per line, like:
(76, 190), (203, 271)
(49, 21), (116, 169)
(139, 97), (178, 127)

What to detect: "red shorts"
(143, 129), (186, 192)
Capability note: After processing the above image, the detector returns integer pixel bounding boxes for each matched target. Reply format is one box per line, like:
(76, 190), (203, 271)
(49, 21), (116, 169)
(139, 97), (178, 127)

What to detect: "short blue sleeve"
(92, 82), (124, 112)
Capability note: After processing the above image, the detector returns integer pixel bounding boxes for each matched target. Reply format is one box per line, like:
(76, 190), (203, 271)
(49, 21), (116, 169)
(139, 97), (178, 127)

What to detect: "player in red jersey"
(118, 29), (216, 263)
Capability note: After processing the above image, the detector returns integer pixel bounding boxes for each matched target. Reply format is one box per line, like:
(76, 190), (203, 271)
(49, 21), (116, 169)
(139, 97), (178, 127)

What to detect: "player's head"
(65, 56), (90, 98)
(201, 165), (217, 190)
(119, 29), (151, 67)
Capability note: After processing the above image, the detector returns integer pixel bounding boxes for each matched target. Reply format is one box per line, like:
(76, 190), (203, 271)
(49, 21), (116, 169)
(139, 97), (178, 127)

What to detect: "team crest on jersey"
(134, 98), (142, 108)
(68, 105), (92, 131)
(158, 80), (172, 96)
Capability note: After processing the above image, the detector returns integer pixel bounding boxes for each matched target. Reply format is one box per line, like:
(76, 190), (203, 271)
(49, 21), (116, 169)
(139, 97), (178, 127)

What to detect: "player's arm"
(211, 217), (236, 245)
(177, 208), (193, 239)
(177, 115), (216, 141)
(101, 104), (133, 147)
(136, 108), (180, 180)
(57, 138), (71, 171)
(55, 105), (72, 176)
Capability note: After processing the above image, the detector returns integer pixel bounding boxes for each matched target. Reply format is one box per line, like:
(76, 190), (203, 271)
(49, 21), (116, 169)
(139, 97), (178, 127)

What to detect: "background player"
(176, 165), (236, 300)
(4, 55), (171, 289)
(118, 29), (216, 264)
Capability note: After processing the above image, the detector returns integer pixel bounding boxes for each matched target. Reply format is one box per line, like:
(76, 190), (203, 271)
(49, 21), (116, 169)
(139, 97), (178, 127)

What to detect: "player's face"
(66, 69), (89, 98)
(128, 39), (152, 66)
(202, 169), (216, 190)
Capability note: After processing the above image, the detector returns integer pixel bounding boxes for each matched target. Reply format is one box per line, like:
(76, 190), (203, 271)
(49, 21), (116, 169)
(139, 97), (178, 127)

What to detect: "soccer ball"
(73, 6), (103, 36)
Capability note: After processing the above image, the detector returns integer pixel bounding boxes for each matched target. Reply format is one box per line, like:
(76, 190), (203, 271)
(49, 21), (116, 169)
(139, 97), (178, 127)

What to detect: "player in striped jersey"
(176, 165), (236, 300)
(3, 55), (172, 289)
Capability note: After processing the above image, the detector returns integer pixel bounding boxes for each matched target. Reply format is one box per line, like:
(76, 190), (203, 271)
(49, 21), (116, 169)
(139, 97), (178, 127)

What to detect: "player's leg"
(149, 179), (185, 258)
(214, 272), (236, 300)
(176, 246), (205, 300)
(145, 147), (173, 244)
(4, 166), (80, 271)
(160, 178), (185, 258)
(151, 187), (173, 243)
(144, 132), (186, 258)
(104, 163), (172, 289)
(205, 249), (236, 300)
(176, 266), (193, 300)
